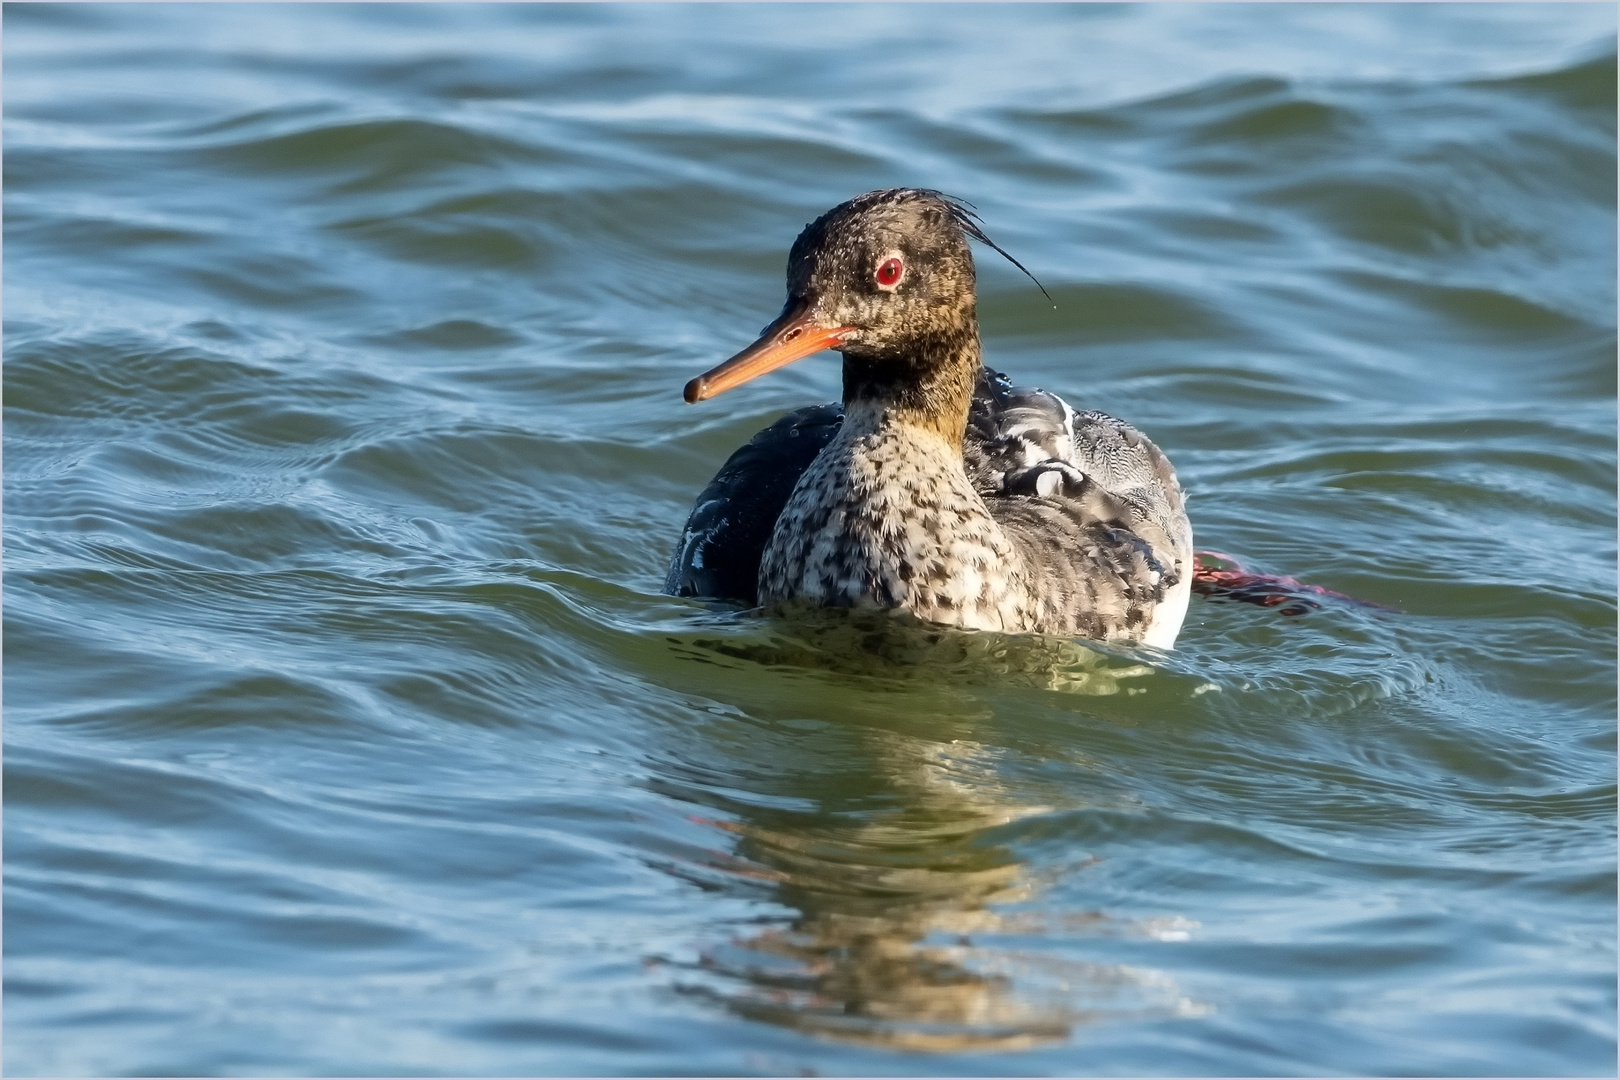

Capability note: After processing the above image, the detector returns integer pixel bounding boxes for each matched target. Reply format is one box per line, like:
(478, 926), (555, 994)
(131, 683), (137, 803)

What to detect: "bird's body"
(666, 189), (1192, 648)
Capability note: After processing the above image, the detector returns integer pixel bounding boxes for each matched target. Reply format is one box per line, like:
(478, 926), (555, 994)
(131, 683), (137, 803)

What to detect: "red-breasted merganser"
(666, 189), (1193, 649)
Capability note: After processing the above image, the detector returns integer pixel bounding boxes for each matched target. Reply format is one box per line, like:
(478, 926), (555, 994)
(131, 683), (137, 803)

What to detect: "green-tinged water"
(5, 4), (1615, 1075)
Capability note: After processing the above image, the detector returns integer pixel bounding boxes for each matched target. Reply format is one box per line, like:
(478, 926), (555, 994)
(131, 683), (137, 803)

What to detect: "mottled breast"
(758, 406), (1036, 632)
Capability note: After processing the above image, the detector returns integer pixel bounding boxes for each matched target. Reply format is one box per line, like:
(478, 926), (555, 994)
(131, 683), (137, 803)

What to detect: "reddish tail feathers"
(1191, 551), (1396, 616)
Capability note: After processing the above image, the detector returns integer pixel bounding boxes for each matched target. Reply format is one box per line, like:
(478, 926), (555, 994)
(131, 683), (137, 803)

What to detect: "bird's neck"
(840, 322), (981, 452)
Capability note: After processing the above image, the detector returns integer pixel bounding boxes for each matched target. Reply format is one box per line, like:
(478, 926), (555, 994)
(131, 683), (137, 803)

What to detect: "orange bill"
(684, 301), (853, 403)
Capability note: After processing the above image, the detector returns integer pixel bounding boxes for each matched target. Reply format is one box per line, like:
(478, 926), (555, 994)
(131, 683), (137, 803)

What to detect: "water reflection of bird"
(673, 731), (1200, 1052)
(666, 189), (1193, 648)
(702, 810), (1066, 1053)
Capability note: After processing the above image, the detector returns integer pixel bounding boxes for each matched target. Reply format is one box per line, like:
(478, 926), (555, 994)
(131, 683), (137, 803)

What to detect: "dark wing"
(664, 403), (843, 603)
(965, 367), (1193, 640)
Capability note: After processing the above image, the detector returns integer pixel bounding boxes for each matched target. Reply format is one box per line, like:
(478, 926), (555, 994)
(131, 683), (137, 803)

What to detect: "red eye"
(875, 257), (904, 287)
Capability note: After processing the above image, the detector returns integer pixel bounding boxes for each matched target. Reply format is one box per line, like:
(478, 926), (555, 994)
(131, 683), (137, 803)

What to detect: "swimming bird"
(665, 189), (1193, 648)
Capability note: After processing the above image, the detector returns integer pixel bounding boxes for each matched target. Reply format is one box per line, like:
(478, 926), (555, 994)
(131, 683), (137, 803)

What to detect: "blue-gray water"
(5, 4), (1615, 1075)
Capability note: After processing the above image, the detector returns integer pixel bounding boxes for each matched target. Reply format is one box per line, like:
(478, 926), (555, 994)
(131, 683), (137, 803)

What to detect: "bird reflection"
(666, 725), (1199, 1052)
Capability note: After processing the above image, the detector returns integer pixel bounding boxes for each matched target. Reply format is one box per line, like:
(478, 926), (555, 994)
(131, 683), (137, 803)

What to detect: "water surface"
(5, 4), (1616, 1075)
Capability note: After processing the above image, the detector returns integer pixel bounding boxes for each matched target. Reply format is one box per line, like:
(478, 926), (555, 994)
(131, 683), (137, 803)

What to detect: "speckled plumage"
(759, 400), (1035, 632)
(667, 189), (1193, 648)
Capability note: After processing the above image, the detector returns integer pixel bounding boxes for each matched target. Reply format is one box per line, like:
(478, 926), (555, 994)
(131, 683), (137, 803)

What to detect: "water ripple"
(5, 7), (1614, 1075)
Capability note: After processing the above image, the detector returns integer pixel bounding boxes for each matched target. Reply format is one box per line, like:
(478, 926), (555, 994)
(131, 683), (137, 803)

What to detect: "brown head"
(684, 189), (1032, 444)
